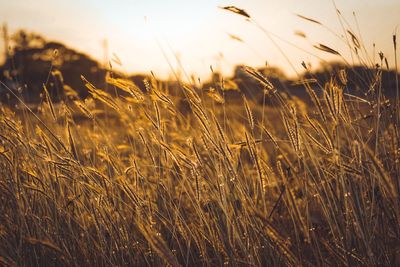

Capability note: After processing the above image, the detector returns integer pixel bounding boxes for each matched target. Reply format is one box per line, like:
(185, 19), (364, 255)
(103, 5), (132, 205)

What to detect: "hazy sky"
(0, 0), (399, 79)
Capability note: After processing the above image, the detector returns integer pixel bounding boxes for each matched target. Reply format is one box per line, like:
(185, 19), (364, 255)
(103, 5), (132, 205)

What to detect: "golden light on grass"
(0, 0), (399, 266)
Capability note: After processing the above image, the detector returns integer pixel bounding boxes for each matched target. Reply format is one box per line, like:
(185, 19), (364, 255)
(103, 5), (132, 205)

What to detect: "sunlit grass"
(0, 4), (399, 267)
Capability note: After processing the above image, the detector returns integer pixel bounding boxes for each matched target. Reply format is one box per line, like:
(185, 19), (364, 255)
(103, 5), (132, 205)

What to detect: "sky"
(0, 0), (399, 80)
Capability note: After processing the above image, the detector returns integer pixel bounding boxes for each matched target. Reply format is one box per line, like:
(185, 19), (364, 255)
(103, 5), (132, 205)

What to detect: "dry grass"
(0, 8), (399, 267)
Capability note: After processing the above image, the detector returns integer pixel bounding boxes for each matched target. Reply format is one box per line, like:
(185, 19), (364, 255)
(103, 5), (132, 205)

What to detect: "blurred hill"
(0, 30), (398, 105)
(0, 30), (106, 103)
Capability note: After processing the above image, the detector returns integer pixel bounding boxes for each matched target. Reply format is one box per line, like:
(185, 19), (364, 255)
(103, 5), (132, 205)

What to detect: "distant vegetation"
(1, 30), (398, 105)
(0, 14), (399, 267)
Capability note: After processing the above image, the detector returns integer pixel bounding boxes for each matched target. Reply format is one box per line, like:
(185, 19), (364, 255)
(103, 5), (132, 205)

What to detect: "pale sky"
(0, 0), (399, 80)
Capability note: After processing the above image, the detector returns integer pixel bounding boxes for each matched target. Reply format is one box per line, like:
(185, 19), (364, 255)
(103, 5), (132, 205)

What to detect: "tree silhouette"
(0, 30), (105, 103)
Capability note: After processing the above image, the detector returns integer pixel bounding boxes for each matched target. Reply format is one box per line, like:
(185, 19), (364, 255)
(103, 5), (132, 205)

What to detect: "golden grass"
(0, 63), (398, 266)
(0, 7), (399, 266)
